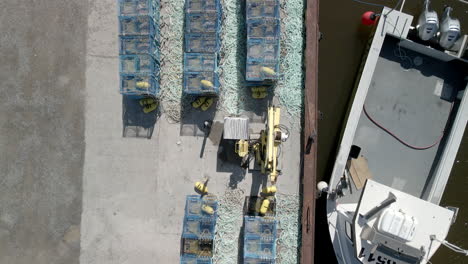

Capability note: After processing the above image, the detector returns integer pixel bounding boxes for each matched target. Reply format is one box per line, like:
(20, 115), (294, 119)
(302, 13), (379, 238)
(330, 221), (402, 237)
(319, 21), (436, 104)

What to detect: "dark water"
(316, 1), (468, 263)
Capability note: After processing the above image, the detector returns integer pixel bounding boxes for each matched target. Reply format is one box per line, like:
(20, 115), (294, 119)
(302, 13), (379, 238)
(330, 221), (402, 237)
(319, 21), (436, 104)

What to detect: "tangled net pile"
(157, 0), (305, 122)
(213, 188), (245, 264)
(276, 0), (305, 118)
(158, 0), (186, 122)
(217, 0), (246, 115)
(276, 194), (301, 264)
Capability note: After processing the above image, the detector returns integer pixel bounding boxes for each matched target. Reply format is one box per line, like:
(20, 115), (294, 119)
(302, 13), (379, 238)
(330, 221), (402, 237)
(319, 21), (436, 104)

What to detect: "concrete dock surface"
(0, 0), (302, 263)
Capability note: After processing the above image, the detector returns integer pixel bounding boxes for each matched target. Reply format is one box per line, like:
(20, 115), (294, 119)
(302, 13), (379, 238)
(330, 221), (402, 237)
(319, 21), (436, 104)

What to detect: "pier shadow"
(122, 96), (159, 139)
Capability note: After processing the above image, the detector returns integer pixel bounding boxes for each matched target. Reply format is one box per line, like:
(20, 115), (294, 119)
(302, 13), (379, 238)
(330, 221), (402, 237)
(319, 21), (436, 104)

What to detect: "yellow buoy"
(136, 81), (150, 89)
(200, 80), (214, 88)
(259, 198), (270, 215)
(195, 181), (208, 194)
(261, 186), (277, 195)
(261, 67), (276, 76)
(201, 204), (214, 215)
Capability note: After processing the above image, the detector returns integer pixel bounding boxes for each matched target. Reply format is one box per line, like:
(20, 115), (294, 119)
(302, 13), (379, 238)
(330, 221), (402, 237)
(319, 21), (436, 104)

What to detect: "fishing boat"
(319, 5), (468, 264)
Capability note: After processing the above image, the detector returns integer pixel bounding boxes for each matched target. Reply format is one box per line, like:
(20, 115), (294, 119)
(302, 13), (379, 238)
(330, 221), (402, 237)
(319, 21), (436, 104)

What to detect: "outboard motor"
(417, 0), (439, 41)
(439, 6), (461, 49)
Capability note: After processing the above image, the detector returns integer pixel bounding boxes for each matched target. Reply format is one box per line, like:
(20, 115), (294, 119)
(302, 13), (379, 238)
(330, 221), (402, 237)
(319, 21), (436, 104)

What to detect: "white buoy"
(317, 181), (329, 194)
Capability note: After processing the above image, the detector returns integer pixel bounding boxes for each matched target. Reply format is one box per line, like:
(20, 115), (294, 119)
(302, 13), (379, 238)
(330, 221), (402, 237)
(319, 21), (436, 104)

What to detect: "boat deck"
(340, 36), (467, 204)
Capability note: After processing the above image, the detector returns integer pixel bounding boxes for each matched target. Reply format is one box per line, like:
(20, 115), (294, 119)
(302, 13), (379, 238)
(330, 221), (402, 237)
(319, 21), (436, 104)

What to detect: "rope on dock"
(213, 188), (245, 264)
(275, 0), (305, 120)
(276, 193), (301, 264)
(159, 0), (186, 122)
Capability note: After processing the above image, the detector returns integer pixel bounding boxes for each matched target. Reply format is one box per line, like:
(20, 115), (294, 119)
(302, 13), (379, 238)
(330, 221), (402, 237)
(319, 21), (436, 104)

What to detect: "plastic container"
(246, 0), (280, 19)
(186, 12), (221, 34)
(120, 73), (159, 96)
(247, 18), (280, 39)
(185, 34), (219, 53)
(184, 72), (219, 95)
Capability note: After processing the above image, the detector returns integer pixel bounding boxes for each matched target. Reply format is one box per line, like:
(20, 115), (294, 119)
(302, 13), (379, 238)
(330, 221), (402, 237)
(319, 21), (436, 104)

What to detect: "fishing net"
(159, 0), (186, 122)
(213, 190), (301, 264)
(213, 188), (245, 264)
(158, 0), (305, 122)
(276, 0), (305, 120)
(276, 193), (301, 264)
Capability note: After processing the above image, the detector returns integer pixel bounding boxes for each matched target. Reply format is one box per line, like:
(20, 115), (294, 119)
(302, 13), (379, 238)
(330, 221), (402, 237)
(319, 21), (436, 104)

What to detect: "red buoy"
(362, 11), (378, 25)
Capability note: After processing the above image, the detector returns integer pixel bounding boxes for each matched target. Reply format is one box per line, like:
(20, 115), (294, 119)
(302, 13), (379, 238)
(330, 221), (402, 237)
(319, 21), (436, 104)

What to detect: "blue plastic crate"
(246, 60), (279, 82)
(119, 35), (160, 60)
(246, 0), (279, 19)
(119, 15), (159, 38)
(186, 12), (221, 34)
(182, 216), (216, 239)
(247, 38), (279, 62)
(247, 18), (280, 39)
(184, 53), (217, 72)
(185, 195), (219, 218)
(186, 0), (220, 13)
(185, 34), (219, 53)
(244, 216), (277, 240)
(184, 72), (219, 95)
(244, 258), (275, 264)
(120, 73), (159, 96)
(244, 236), (276, 260)
(180, 256), (212, 264)
(120, 54), (159, 75)
(119, 0), (160, 18)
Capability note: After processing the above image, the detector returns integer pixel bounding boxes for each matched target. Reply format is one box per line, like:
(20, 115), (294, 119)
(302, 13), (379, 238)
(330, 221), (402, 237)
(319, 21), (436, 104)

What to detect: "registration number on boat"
(358, 247), (399, 264)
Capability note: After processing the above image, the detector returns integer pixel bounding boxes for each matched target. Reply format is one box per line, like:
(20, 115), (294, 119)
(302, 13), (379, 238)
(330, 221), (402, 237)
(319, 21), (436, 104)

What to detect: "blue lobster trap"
(186, 12), (221, 34)
(120, 54), (159, 75)
(184, 195), (218, 218)
(120, 35), (160, 61)
(184, 72), (220, 95)
(247, 18), (280, 39)
(247, 38), (279, 61)
(246, 0), (280, 19)
(186, 0), (220, 13)
(119, 15), (160, 39)
(184, 53), (217, 72)
(120, 73), (159, 96)
(119, 0), (160, 19)
(185, 34), (220, 53)
(244, 236), (276, 260)
(244, 216), (277, 241)
(182, 215), (216, 240)
(246, 59), (279, 82)
(180, 256), (213, 264)
(244, 258), (276, 264)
